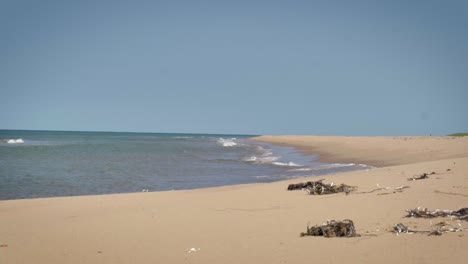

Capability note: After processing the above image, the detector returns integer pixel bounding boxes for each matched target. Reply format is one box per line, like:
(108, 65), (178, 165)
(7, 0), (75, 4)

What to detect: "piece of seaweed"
(300, 219), (358, 238)
(288, 180), (356, 195)
(393, 222), (468, 236)
(406, 207), (468, 221)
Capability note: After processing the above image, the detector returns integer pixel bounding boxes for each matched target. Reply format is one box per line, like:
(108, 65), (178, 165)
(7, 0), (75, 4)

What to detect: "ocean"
(0, 130), (369, 200)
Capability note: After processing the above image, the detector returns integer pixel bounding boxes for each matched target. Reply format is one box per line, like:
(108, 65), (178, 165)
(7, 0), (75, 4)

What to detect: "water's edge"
(0, 130), (371, 200)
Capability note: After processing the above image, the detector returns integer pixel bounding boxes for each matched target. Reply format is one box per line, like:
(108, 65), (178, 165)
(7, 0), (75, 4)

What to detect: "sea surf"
(0, 130), (369, 200)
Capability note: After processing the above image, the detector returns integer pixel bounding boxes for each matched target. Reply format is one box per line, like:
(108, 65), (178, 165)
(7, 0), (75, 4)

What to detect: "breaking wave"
(5, 138), (24, 144)
(217, 138), (237, 147)
(254, 175), (270, 179)
(290, 163), (355, 171)
(242, 146), (303, 167)
(271, 161), (302, 167)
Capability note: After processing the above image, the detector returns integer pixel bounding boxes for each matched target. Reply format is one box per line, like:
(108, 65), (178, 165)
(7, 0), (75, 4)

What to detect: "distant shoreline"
(251, 135), (468, 167)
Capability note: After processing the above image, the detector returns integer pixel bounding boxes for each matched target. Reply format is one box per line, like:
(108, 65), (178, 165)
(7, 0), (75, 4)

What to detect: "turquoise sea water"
(0, 130), (369, 200)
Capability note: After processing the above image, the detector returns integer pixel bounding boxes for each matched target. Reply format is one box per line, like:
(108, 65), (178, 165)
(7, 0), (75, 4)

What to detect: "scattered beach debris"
(355, 184), (410, 195)
(393, 223), (413, 235)
(287, 182), (311, 190)
(405, 207), (468, 221)
(355, 185), (390, 194)
(407, 172), (435, 181)
(186, 247), (201, 253)
(300, 219), (358, 238)
(0, 244), (7, 248)
(393, 222), (468, 236)
(429, 225), (468, 236)
(434, 190), (468, 197)
(394, 186), (410, 191)
(434, 221), (450, 227)
(428, 229), (444, 236)
(287, 180), (356, 195)
(394, 207), (468, 236)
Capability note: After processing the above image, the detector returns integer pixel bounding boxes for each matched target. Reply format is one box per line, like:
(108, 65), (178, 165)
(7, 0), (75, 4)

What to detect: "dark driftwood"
(287, 180), (356, 195)
(300, 220), (357, 238)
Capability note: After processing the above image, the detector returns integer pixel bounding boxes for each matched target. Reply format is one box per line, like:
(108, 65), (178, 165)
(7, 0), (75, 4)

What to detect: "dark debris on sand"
(406, 207), (468, 221)
(393, 222), (468, 236)
(407, 172), (436, 181)
(300, 219), (358, 238)
(287, 180), (356, 195)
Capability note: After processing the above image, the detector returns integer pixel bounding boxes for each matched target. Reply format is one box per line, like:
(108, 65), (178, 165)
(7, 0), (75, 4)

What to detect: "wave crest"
(271, 161), (302, 167)
(6, 138), (24, 144)
(217, 138), (237, 147)
(242, 146), (302, 167)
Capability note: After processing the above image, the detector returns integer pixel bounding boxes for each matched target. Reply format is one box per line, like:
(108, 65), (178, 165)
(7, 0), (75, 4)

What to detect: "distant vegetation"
(448, 133), (468, 137)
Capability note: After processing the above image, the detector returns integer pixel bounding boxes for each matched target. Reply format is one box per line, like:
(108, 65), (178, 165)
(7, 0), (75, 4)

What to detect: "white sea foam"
(290, 167), (314, 171)
(243, 156), (258, 162)
(217, 138), (237, 147)
(242, 145), (304, 167)
(242, 153), (279, 164)
(271, 161), (303, 167)
(289, 163), (359, 172)
(6, 138), (24, 144)
(319, 163), (355, 169)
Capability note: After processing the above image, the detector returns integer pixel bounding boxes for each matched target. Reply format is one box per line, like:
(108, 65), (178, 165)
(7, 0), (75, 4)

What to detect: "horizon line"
(0, 128), (260, 136)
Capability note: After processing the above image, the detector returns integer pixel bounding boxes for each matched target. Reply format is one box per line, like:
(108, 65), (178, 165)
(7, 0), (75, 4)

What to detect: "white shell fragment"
(186, 248), (201, 253)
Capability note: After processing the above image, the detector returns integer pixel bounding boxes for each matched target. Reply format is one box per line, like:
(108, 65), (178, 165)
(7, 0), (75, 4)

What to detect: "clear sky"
(1, 0), (467, 136)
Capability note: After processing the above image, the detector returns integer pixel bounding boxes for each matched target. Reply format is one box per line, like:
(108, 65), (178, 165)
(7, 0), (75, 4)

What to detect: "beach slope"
(1, 136), (468, 264)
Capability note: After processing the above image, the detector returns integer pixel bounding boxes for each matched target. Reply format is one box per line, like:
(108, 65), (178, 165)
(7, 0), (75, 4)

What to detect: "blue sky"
(1, 0), (467, 135)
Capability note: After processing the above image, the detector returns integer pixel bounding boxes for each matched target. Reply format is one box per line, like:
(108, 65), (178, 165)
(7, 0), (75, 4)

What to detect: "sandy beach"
(1, 135), (468, 264)
(254, 135), (468, 167)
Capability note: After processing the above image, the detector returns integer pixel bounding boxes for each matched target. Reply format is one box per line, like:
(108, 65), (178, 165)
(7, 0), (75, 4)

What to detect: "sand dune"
(1, 136), (467, 264)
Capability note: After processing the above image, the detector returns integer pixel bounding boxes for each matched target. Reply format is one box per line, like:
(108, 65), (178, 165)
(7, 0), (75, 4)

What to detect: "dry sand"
(1, 136), (468, 264)
(254, 135), (468, 167)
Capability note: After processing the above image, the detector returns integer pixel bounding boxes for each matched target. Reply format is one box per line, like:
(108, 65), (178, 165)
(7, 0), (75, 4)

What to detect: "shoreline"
(1, 135), (468, 264)
(1, 137), (369, 201)
(252, 135), (468, 167)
